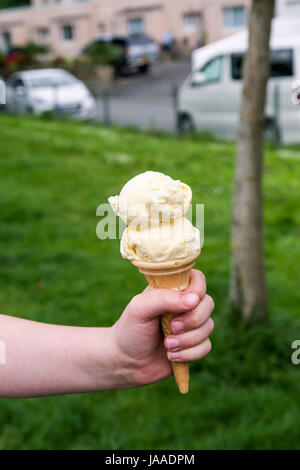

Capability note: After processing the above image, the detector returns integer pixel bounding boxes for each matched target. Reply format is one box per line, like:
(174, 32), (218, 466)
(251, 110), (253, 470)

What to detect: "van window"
(271, 49), (293, 77)
(12, 78), (25, 89)
(231, 54), (243, 80)
(199, 56), (223, 84)
(231, 49), (293, 80)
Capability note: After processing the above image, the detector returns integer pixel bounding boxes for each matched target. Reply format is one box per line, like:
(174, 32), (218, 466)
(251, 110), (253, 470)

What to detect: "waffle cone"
(131, 250), (200, 394)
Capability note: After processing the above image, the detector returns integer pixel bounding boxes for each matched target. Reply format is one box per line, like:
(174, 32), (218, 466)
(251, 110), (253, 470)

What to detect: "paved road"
(95, 61), (190, 132)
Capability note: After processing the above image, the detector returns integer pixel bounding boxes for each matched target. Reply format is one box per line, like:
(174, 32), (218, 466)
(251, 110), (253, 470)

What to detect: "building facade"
(0, 0), (252, 57)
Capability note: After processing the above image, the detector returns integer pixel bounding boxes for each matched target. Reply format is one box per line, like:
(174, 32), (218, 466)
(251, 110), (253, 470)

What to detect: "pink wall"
(0, 0), (251, 57)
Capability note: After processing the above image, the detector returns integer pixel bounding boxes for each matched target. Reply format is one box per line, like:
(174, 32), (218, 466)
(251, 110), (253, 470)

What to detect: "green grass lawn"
(0, 114), (300, 449)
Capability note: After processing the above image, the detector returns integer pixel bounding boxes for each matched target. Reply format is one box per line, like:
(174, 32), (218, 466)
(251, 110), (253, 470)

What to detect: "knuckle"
(206, 295), (215, 311)
(205, 338), (212, 354)
(180, 350), (191, 362)
(208, 318), (214, 332)
(196, 270), (207, 295)
(128, 293), (143, 315)
(129, 294), (140, 308)
(199, 271), (206, 285)
(187, 338), (212, 363)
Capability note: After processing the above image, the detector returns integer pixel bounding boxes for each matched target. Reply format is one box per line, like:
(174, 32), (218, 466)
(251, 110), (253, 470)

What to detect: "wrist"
(82, 326), (136, 391)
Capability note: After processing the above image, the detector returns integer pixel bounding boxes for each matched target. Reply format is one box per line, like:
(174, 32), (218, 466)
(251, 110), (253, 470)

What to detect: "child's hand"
(0, 269), (213, 397)
(112, 269), (214, 387)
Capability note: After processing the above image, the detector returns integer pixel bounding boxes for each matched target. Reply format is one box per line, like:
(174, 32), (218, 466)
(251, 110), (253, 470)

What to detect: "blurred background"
(0, 0), (300, 450)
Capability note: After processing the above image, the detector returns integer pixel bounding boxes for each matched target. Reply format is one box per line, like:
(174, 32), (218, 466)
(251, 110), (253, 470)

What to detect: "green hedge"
(0, 0), (30, 9)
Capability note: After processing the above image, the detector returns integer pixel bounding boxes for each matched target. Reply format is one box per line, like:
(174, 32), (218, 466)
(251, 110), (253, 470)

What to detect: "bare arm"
(0, 315), (123, 397)
(0, 270), (214, 398)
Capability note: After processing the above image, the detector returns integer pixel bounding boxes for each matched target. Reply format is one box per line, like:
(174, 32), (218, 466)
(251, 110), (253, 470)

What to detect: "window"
(13, 79), (24, 88)
(98, 23), (106, 34)
(223, 6), (246, 28)
(231, 53), (243, 80)
(183, 13), (201, 30)
(199, 56), (223, 84)
(28, 73), (77, 88)
(37, 28), (50, 42)
(2, 31), (11, 53)
(231, 49), (294, 80)
(127, 18), (144, 35)
(61, 25), (74, 41)
(271, 49), (294, 77)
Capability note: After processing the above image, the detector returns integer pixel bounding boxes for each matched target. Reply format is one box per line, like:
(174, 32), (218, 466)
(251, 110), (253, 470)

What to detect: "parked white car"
(0, 74), (5, 110)
(177, 17), (300, 144)
(6, 68), (96, 119)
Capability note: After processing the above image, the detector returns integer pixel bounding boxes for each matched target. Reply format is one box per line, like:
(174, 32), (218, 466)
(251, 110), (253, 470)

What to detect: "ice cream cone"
(131, 250), (200, 394)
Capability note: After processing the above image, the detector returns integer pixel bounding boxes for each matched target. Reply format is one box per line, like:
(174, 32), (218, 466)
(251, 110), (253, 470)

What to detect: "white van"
(177, 18), (300, 144)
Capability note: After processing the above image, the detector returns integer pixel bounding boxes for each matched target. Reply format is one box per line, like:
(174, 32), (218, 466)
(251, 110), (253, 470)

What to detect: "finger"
(129, 289), (200, 322)
(184, 269), (206, 299)
(165, 318), (214, 351)
(167, 338), (212, 363)
(170, 295), (214, 334)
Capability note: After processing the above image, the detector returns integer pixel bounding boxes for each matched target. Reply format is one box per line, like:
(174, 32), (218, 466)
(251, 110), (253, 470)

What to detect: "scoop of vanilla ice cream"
(121, 217), (200, 262)
(108, 171), (192, 226)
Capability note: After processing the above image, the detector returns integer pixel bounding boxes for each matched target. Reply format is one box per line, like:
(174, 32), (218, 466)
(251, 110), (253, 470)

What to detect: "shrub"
(22, 41), (49, 56)
(83, 42), (123, 66)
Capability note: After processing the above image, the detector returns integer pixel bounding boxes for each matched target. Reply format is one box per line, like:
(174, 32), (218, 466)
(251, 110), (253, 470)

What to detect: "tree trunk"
(230, 0), (275, 320)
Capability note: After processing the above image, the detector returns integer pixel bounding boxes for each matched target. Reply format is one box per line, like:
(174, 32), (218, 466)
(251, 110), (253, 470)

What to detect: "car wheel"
(114, 65), (123, 77)
(177, 114), (194, 134)
(139, 64), (149, 74)
(265, 119), (280, 144)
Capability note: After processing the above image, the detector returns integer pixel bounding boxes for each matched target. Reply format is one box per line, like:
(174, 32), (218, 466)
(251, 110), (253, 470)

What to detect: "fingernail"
(171, 321), (184, 334)
(166, 338), (180, 350)
(167, 352), (180, 361)
(183, 293), (199, 308)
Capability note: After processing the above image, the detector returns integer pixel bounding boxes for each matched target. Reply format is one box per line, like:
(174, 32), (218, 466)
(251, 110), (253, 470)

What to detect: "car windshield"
(112, 38), (127, 47)
(129, 35), (153, 45)
(28, 74), (77, 88)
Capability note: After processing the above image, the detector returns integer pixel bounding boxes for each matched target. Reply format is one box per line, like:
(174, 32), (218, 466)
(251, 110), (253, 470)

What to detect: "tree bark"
(230, 0), (275, 320)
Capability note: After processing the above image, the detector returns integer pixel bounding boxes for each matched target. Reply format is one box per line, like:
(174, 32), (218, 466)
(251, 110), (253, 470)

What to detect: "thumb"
(128, 289), (200, 323)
